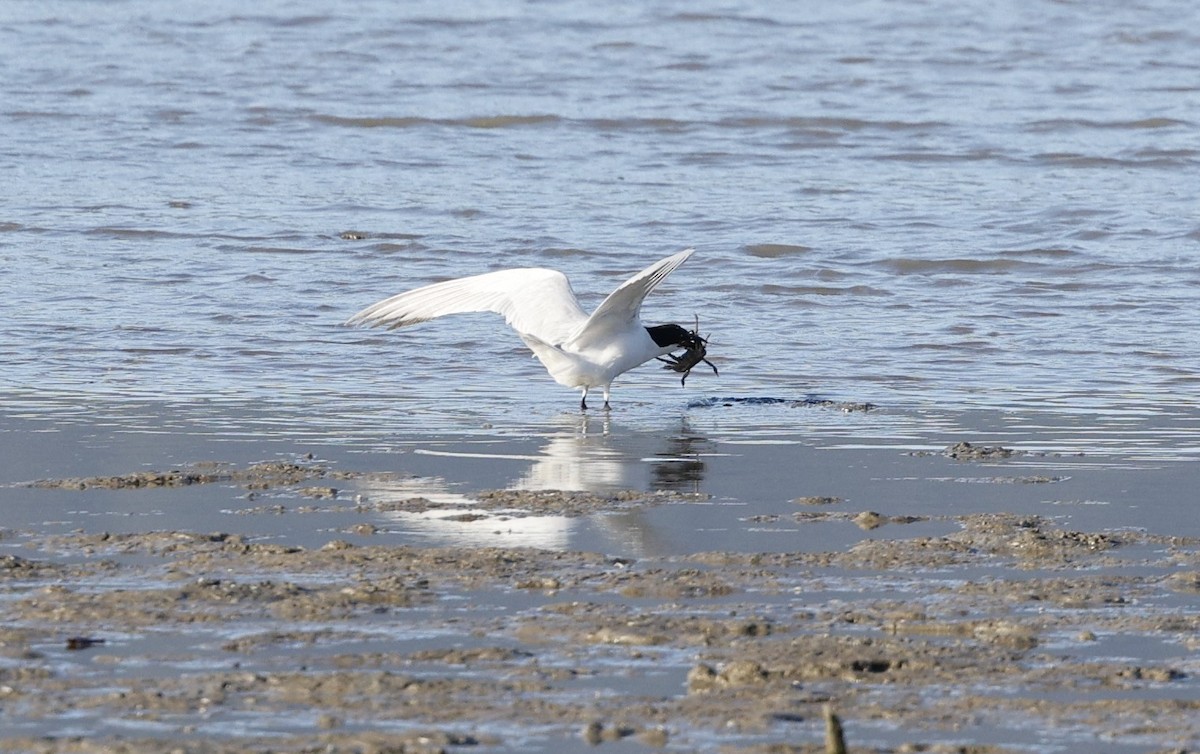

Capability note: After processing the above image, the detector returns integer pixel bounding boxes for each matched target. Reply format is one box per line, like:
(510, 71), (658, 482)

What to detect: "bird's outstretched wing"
(567, 248), (694, 349)
(345, 267), (589, 344)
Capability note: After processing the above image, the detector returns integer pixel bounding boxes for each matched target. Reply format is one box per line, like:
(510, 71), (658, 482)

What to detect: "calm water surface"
(2, 0), (1199, 449)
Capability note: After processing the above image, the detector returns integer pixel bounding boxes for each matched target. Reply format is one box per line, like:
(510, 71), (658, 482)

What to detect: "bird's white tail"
(519, 333), (589, 388)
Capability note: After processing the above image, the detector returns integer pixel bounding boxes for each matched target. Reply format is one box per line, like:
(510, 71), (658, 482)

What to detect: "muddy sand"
(3, 449), (1199, 754)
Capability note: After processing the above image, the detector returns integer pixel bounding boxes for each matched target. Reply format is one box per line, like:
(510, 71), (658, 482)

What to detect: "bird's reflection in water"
(649, 422), (713, 493)
(515, 413), (711, 494)
(514, 412), (619, 491)
(518, 413), (714, 557)
(353, 414), (713, 554)
(345, 475), (576, 550)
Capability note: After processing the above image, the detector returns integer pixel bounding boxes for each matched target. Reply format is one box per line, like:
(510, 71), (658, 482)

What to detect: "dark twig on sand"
(824, 705), (847, 754)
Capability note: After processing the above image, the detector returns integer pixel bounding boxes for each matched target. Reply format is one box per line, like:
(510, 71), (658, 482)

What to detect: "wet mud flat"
(3, 461), (1200, 753)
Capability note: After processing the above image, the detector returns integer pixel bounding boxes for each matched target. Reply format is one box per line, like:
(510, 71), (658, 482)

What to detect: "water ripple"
(1, 0), (1197, 451)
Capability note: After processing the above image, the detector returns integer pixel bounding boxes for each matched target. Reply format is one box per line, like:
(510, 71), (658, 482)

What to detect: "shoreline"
(2, 400), (1199, 752)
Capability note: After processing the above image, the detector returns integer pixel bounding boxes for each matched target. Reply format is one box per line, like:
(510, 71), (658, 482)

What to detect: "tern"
(346, 248), (705, 410)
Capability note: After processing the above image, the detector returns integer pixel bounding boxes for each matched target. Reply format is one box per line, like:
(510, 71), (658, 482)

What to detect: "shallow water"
(5, 397), (1200, 558)
(2, 0), (1198, 432)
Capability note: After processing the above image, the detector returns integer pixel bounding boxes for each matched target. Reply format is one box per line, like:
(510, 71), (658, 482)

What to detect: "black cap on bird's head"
(646, 323), (705, 350)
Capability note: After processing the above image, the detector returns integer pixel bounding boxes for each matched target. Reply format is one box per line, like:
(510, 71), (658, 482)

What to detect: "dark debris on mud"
(689, 396), (877, 412)
(942, 441), (1022, 461)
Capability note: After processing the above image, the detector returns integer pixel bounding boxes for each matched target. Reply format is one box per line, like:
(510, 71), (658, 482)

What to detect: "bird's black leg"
(580, 387), (589, 411)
